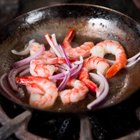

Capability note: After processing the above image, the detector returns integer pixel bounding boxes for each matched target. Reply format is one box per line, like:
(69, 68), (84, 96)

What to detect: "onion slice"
(125, 57), (140, 68)
(45, 34), (61, 57)
(127, 52), (140, 62)
(13, 44), (45, 68)
(0, 73), (18, 100)
(89, 73), (104, 98)
(58, 44), (72, 68)
(58, 72), (70, 91)
(8, 65), (29, 91)
(87, 72), (109, 110)
(11, 39), (35, 56)
(106, 52), (140, 67)
(0, 73), (12, 96)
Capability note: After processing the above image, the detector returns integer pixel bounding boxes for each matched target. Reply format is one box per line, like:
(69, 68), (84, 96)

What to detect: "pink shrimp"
(29, 41), (66, 77)
(79, 56), (110, 95)
(16, 76), (58, 109)
(90, 40), (127, 78)
(63, 28), (94, 59)
(59, 79), (88, 104)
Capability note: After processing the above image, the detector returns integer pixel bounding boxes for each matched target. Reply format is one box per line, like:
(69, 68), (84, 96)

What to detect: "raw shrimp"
(79, 56), (110, 94)
(59, 79), (88, 104)
(16, 76), (58, 109)
(90, 40), (127, 78)
(63, 28), (94, 59)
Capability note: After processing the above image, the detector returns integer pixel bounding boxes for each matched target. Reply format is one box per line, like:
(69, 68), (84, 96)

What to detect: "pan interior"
(0, 4), (140, 113)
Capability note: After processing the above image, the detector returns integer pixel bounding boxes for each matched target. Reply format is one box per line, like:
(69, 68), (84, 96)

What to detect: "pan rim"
(0, 3), (140, 32)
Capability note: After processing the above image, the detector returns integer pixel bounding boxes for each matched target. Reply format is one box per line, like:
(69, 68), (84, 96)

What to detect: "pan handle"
(79, 116), (93, 140)
(0, 110), (32, 140)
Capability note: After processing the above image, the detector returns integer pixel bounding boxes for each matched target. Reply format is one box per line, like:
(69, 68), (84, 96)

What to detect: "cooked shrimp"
(16, 76), (58, 109)
(30, 59), (57, 77)
(29, 41), (45, 56)
(90, 40), (127, 78)
(79, 56), (110, 93)
(59, 79), (88, 104)
(29, 41), (65, 64)
(30, 54), (65, 77)
(29, 42), (65, 77)
(63, 28), (94, 59)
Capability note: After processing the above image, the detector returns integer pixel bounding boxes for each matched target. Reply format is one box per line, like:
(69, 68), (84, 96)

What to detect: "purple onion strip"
(8, 65), (29, 91)
(59, 44), (72, 68)
(125, 57), (140, 68)
(11, 39), (35, 56)
(58, 72), (70, 91)
(13, 45), (45, 68)
(87, 72), (109, 110)
(19, 68), (30, 76)
(49, 64), (80, 80)
(89, 73), (104, 98)
(0, 73), (19, 101)
(106, 52), (140, 67)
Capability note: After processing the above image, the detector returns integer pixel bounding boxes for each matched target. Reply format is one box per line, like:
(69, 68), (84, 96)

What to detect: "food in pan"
(0, 28), (140, 110)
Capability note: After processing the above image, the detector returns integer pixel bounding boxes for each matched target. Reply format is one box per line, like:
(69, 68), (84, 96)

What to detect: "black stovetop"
(0, 0), (140, 140)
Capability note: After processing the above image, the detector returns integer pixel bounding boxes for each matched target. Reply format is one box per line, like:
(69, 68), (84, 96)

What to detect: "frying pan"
(0, 4), (140, 113)
(0, 3), (140, 139)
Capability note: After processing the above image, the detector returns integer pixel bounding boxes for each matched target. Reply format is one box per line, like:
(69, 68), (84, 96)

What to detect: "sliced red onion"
(8, 65), (29, 91)
(0, 73), (11, 96)
(50, 62), (82, 80)
(127, 52), (140, 62)
(0, 73), (17, 100)
(11, 39), (35, 56)
(49, 72), (65, 80)
(58, 72), (70, 91)
(106, 52), (140, 68)
(70, 63), (83, 79)
(58, 44), (72, 68)
(87, 72), (109, 110)
(89, 73), (104, 98)
(45, 34), (61, 57)
(19, 68), (30, 76)
(13, 44), (45, 68)
(125, 57), (140, 68)
(55, 64), (69, 72)
(51, 34), (63, 56)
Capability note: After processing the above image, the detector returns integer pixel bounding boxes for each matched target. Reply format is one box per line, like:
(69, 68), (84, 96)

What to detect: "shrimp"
(90, 40), (127, 78)
(30, 59), (58, 77)
(29, 41), (66, 77)
(79, 56), (110, 94)
(59, 79), (88, 104)
(16, 76), (58, 109)
(63, 28), (94, 59)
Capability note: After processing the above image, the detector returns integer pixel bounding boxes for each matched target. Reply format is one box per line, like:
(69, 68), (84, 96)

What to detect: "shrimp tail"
(63, 28), (75, 48)
(16, 76), (31, 85)
(83, 79), (97, 92)
(16, 76), (46, 84)
(16, 76), (46, 94)
(106, 57), (127, 78)
(79, 70), (97, 92)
